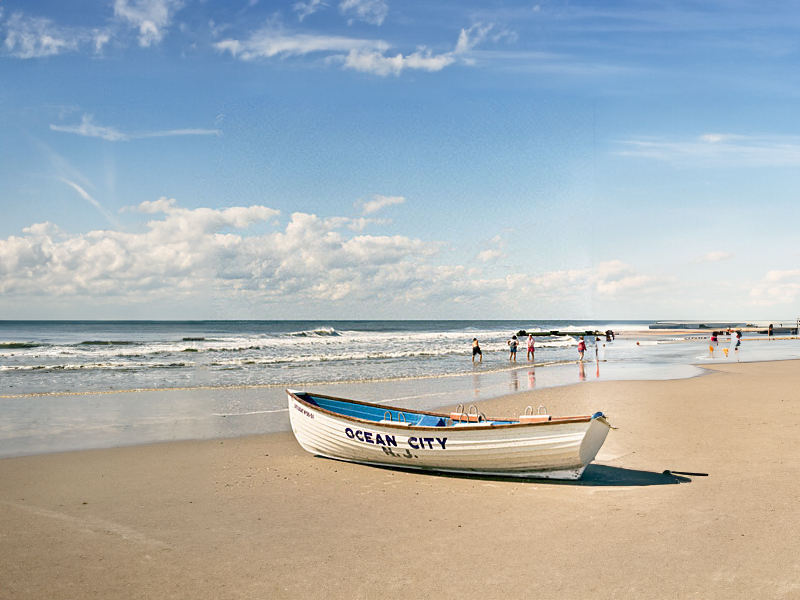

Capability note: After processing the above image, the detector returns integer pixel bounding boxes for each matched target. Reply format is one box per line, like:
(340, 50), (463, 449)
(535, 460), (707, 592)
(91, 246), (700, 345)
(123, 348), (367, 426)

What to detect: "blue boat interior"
(302, 394), (515, 427)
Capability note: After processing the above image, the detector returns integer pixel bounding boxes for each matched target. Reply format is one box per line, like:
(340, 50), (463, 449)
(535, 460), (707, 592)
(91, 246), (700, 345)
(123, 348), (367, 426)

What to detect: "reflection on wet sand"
(509, 369), (519, 392)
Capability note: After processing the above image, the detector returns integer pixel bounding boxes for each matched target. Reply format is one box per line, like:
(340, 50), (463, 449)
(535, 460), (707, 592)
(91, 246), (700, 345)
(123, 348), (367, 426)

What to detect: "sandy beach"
(2, 359), (800, 599)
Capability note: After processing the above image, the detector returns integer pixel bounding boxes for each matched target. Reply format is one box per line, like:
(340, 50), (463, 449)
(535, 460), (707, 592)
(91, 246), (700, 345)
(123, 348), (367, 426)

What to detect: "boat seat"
(519, 415), (551, 423)
(449, 412), (482, 423)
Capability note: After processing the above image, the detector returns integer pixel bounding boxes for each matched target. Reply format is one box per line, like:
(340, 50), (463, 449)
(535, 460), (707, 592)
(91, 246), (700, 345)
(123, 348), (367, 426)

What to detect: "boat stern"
(578, 412), (612, 467)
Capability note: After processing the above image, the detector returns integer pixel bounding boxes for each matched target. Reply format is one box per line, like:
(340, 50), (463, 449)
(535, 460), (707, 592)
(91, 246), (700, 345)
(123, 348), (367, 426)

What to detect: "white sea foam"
(0, 320), (662, 394)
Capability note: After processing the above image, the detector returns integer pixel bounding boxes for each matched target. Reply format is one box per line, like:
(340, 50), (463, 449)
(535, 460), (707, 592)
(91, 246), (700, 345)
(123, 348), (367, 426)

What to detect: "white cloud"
(0, 201), (699, 317)
(345, 217), (389, 231)
(476, 234), (506, 263)
(358, 194), (405, 215)
(3, 12), (111, 58)
(454, 23), (493, 55)
(339, 0), (389, 26)
(294, 0), (327, 22)
(94, 31), (111, 52)
(0, 200), (565, 314)
(214, 21), (504, 76)
(113, 0), (184, 47)
(214, 29), (388, 61)
(51, 115), (128, 141)
(0, 200), (442, 303)
(342, 48), (454, 75)
(338, 23), (508, 76)
(591, 259), (672, 297)
(50, 114), (221, 141)
(209, 20), (232, 39)
(693, 251), (734, 263)
(749, 269), (800, 306)
(477, 249), (503, 262)
(617, 134), (800, 167)
(0, 200), (278, 299)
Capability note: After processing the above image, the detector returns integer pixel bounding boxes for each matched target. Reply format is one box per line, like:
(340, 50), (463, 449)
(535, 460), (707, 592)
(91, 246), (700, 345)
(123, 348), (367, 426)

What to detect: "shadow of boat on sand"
(318, 456), (696, 486)
(575, 464), (693, 486)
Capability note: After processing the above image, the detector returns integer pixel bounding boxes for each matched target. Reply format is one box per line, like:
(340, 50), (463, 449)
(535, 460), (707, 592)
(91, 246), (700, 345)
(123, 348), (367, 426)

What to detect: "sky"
(1, 0), (799, 321)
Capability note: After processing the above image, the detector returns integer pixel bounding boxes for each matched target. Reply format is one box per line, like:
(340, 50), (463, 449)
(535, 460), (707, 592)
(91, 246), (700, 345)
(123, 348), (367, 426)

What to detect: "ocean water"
(3, 320), (800, 457)
(0, 320), (646, 395)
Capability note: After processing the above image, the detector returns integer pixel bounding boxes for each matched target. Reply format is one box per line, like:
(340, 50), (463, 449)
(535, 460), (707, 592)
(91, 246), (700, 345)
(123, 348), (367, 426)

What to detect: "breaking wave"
(0, 342), (43, 349)
(287, 327), (340, 337)
(78, 340), (138, 346)
(1, 319), (650, 394)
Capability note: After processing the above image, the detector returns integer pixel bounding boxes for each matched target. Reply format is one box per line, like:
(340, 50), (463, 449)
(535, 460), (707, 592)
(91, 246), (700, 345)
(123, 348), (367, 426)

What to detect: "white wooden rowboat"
(287, 389), (613, 480)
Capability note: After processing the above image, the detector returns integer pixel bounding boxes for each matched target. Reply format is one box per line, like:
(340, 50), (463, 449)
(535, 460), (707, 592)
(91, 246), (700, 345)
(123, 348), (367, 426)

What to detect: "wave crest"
(287, 327), (340, 337)
(0, 342), (42, 349)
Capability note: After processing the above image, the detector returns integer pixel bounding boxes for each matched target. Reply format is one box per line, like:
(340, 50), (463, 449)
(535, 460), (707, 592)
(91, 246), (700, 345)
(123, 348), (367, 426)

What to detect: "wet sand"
(2, 360), (800, 599)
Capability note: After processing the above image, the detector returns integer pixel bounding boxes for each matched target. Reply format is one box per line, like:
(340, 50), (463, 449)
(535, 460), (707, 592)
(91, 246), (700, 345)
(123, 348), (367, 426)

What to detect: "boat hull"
(288, 391), (610, 480)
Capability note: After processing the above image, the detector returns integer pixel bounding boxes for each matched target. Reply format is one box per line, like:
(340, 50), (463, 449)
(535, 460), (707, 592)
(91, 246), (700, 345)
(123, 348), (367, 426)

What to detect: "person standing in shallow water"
(768, 324), (774, 340)
(577, 336), (586, 361)
(507, 335), (518, 362)
(527, 333), (535, 362)
(471, 338), (482, 363)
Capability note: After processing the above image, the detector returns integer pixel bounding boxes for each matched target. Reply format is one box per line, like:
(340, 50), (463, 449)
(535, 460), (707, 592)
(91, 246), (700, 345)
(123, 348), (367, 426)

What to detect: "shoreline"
(3, 359), (800, 598)
(4, 326), (798, 399)
(4, 337), (800, 459)
(0, 360), (705, 460)
(3, 324), (800, 461)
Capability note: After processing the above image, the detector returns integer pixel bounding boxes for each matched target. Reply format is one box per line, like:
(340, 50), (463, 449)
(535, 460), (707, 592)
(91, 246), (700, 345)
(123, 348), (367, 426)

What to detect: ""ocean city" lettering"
(344, 427), (447, 450)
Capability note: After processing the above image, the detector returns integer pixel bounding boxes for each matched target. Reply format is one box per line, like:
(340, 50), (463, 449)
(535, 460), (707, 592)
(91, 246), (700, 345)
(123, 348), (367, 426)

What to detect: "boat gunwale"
(287, 389), (593, 431)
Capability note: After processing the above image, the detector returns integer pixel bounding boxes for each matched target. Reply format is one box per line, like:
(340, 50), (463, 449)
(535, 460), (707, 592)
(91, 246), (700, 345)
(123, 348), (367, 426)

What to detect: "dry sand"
(2, 360), (800, 599)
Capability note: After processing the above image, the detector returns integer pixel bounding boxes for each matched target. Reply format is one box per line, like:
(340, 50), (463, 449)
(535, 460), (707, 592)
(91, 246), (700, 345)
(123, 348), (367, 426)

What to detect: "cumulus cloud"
(50, 114), (221, 141)
(0, 200), (278, 300)
(339, 0), (389, 26)
(113, 0), (184, 47)
(749, 269), (800, 306)
(358, 194), (405, 215)
(0, 200), (447, 304)
(3, 12), (111, 58)
(1, 200), (688, 316)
